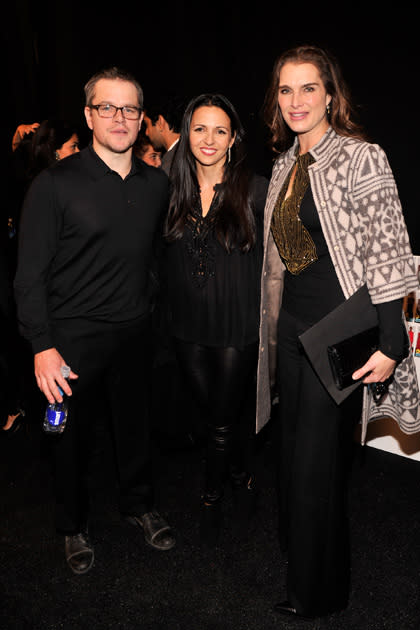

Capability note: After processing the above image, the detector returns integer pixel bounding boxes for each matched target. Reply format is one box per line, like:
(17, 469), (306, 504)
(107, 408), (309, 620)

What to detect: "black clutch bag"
(327, 326), (379, 390)
(299, 285), (379, 404)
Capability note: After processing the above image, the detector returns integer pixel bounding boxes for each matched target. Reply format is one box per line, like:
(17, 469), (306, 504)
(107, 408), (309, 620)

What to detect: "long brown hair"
(165, 93), (256, 253)
(263, 45), (368, 153)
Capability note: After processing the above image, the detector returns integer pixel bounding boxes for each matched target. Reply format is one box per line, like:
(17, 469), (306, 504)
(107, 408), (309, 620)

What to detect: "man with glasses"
(14, 67), (176, 575)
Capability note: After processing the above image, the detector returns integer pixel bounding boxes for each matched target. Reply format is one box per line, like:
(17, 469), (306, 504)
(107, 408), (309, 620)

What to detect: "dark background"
(4, 1), (418, 250)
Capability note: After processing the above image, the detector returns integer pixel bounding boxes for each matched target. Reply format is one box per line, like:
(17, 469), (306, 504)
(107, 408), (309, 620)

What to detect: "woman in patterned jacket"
(257, 44), (419, 619)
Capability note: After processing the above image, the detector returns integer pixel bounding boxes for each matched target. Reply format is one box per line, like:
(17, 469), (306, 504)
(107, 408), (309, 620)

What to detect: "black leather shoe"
(199, 496), (222, 547)
(65, 532), (94, 575)
(274, 601), (314, 620)
(231, 474), (257, 539)
(232, 474), (257, 517)
(126, 511), (176, 551)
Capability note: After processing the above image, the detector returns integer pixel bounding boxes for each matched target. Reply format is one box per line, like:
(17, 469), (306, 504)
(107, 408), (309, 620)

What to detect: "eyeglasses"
(90, 103), (142, 120)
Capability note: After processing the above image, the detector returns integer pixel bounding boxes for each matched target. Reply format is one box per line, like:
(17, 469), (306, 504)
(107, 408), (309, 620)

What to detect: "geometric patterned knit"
(256, 127), (420, 442)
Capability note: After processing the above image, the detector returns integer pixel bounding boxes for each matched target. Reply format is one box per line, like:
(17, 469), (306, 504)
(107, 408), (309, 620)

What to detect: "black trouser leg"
(276, 309), (362, 616)
(51, 318), (154, 535)
(105, 320), (154, 517)
(174, 339), (258, 500)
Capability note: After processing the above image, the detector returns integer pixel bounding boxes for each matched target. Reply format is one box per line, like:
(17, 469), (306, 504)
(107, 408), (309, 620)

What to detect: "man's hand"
(352, 350), (396, 384)
(34, 348), (78, 404)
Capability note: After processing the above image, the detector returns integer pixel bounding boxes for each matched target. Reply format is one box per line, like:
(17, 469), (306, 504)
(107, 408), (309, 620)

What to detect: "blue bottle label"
(47, 407), (65, 426)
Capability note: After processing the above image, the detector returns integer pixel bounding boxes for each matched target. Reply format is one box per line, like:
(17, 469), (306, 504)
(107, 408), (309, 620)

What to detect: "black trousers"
(276, 308), (362, 616)
(50, 315), (154, 535)
(174, 339), (258, 500)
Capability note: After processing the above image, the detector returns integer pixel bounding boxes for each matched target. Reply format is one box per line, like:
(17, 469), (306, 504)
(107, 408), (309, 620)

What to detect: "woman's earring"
(55, 150), (60, 161)
(326, 103), (331, 116)
(228, 146), (231, 163)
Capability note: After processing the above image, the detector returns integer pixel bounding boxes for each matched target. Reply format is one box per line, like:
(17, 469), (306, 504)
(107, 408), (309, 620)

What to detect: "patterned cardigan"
(256, 127), (420, 442)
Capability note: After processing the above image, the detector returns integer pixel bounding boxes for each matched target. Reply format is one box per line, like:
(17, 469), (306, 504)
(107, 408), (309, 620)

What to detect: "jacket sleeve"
(350, 142), (418, 303)
(14, 169), (61, 354)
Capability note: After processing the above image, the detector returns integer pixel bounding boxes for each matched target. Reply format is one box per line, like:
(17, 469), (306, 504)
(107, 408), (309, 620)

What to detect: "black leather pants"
(174, 339), (258, 501)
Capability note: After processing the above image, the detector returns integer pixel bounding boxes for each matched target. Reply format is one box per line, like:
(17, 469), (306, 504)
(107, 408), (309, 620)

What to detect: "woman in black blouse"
(164, 93), (268, 545)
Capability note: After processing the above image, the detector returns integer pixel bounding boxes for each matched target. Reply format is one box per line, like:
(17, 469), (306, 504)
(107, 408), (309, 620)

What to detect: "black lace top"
(164, 174), (268, 348)
(184, 186), (220, 289)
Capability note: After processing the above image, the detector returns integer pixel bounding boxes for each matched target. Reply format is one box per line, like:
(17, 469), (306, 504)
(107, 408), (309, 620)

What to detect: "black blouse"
(281, 186), (345, 325)
(164, 174), (268, 349)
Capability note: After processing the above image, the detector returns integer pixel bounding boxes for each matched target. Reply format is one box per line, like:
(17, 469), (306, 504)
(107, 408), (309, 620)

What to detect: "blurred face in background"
(56, 133), (80, 159)
(134, 141), (162, 167)
(141, 144), (162, 167)
(143, 114), (165, 151)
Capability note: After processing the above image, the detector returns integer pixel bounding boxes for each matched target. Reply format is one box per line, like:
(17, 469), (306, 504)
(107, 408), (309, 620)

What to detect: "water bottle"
(43, 365), (71, 434)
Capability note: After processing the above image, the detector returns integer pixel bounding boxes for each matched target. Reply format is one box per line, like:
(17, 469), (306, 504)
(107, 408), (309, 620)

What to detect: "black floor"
(1, 409), (420, 630)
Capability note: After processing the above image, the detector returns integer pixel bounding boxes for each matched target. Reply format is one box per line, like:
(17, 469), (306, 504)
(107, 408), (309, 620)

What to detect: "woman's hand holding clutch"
(352, 350), (396, 384)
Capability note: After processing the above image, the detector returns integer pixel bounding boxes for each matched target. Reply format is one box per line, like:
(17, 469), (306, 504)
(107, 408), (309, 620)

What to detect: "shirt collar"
(86, 142), (144, 179)
(166, 137), (180, 153)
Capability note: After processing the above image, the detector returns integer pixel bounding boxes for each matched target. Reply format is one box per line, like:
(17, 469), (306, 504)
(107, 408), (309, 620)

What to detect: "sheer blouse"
(164, 174), (268, 349)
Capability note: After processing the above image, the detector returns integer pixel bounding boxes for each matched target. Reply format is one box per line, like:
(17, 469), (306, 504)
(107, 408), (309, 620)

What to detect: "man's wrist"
(31, 335), (54, 355)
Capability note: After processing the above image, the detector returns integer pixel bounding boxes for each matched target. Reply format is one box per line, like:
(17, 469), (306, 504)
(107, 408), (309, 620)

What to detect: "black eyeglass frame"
(90, 104), (142, 120)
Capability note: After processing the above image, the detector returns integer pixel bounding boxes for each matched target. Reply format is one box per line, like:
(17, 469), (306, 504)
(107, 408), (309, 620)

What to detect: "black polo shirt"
(14, 144), (169, 354)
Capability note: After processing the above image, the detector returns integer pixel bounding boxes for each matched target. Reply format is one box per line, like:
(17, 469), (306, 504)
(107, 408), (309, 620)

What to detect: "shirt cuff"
(31, 333), (54, 355)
